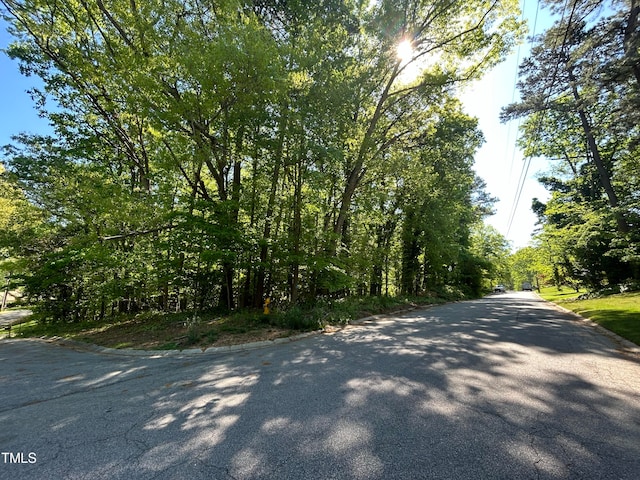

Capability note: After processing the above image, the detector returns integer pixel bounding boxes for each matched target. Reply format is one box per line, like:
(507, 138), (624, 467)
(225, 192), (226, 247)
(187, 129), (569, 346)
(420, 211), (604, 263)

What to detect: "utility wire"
(503, 0), (528, 176)
(505, 0), (541, 237)
(505, 0), (578, 238)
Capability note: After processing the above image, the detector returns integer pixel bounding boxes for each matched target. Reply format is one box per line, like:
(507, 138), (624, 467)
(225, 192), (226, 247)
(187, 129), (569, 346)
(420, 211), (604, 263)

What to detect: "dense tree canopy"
(503, 0), (640, 290)
(1, 0), (523, 321)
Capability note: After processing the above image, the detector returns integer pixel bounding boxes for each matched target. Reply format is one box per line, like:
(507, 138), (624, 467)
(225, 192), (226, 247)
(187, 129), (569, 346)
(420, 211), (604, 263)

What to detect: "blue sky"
(0, 21), (52, 147)
(1, 2), (555, 251)
(462, 0), (556, 250)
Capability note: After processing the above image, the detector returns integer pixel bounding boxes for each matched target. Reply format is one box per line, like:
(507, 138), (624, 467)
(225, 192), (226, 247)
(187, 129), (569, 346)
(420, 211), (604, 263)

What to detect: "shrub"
(276, 306), (322, 330)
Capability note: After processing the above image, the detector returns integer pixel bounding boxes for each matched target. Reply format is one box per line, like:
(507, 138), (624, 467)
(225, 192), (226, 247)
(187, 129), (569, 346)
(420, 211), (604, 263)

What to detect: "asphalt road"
(1, 292), (639, 479)
(0, 310), (32, 328)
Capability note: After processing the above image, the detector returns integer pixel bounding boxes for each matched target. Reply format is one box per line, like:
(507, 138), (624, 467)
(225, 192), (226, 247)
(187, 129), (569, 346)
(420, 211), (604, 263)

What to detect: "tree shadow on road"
(2, 294), (640, 479)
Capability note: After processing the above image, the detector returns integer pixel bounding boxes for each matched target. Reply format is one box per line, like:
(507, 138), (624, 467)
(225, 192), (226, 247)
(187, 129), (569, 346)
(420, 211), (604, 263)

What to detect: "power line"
(506, 156), (533, 237)
(503, 0), (528, 177)
(505, 0), (541, 237)
(505, 0), (578, 238)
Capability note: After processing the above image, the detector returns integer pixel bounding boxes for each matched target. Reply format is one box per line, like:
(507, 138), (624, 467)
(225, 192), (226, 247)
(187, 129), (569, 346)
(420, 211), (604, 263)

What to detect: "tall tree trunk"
(289, 159), (303, 304)
(242, 149), (261, 307)
(331, 63), (401, 253)
(370, 218), (396, 296)
(370, 264), (383, 296)
(217, 123), (245, 310)
(623, 0), (640, 86)
(400, 210), (421, 295)
(254, 109), (288, 307)
(567, 66), (629, 234)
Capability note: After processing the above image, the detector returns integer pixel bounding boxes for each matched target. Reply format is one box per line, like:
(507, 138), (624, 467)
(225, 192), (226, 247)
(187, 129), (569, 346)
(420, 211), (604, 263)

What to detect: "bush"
(274, 293), (450, 331)
(277, 305), (323, 330)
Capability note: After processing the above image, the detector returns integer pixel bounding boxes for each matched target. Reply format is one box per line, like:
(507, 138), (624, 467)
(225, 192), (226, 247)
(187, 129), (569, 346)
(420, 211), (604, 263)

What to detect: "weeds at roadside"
(9, 293), (456, 350)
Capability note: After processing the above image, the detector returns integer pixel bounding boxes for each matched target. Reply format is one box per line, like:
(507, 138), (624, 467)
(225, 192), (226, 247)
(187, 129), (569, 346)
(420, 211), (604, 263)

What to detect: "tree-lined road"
(1, 292), (639, 479)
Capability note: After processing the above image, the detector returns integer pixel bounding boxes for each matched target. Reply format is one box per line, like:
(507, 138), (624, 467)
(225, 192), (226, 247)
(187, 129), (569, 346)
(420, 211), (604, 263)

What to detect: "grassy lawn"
(538, 286), (584, 303)
(539, 286), (640, 346)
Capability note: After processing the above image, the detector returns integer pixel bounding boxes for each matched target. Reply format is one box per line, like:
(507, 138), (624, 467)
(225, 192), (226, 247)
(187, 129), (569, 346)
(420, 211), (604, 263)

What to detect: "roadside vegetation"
(2, 1), (638, 349)
(4, 293), (454, 350)
(1, 1), (519, 340)
(538, 287), (640, 346)
(498, 0), (640, 348)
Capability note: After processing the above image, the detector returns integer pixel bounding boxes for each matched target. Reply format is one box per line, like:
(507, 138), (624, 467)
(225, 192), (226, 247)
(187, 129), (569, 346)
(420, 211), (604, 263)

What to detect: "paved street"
(0, 310), (32, 328)
(1, 292), (639, 479)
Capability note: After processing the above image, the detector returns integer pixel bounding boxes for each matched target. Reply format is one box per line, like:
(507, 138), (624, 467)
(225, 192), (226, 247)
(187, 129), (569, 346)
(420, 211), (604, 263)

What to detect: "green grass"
(4, 317), (90, 337)
(539, 287), (640, 346)
(538, 285), (584, 302)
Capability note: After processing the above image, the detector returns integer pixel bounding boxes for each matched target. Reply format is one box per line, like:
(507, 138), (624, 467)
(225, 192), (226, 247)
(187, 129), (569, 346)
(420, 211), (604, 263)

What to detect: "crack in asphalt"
(0, 372), (155, 414)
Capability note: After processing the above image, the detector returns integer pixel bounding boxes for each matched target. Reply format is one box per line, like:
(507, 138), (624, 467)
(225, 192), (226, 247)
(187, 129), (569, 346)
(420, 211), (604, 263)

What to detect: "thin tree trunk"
(254, 109), (288, 307)
(1, 284), (8, 311)
(289, 160), (303, 304)
(218, 123), (245, 310)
